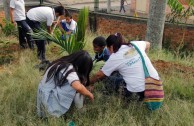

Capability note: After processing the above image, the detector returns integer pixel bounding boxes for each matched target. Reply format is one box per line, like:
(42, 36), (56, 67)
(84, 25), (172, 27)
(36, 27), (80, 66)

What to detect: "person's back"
(102, 41), (159, 92)
(37, 50), (94, 118)
(27, 7), (54, 25)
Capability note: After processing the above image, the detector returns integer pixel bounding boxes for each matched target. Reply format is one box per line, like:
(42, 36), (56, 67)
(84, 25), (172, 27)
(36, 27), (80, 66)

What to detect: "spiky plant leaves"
(30, 7), (89, 54)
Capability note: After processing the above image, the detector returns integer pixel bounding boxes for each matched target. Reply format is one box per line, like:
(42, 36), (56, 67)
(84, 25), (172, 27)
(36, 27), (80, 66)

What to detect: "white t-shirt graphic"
(101, 41), (159, 92)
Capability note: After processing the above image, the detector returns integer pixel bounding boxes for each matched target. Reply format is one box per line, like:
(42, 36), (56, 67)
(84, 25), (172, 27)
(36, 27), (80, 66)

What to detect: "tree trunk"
(3, 0), (10, 21)
(145, 0), (167, 49)
(94, 0), (99, 12)
(107, 0), (111, 13)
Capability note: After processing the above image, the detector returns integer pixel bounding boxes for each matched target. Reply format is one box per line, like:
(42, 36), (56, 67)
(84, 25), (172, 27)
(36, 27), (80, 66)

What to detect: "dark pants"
(119, 5), (126, 12)
(123, 88), (144, 101)
(26, 17), (46, 61)
(103, 72), (144, 101)
(16, 20), (34, 49)
(102, 71), (124, 93)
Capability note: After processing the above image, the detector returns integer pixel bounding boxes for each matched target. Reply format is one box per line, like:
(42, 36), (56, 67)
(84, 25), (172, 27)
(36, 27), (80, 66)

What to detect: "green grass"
(0, 32), (194, 126)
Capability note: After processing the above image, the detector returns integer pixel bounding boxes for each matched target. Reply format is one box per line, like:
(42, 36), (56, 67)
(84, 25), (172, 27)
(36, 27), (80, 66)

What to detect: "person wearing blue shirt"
(92, 36), (110, 63)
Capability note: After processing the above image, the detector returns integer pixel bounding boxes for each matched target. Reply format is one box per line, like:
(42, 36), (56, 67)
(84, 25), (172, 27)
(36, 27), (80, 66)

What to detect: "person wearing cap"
(26, 6), (65, 63)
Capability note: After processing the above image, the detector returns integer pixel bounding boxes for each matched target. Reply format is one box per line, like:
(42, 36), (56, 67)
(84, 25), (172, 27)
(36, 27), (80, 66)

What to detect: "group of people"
(10, 0), (77, 64)
(36, 32), (160, 118)
(9, 0), (161, 119)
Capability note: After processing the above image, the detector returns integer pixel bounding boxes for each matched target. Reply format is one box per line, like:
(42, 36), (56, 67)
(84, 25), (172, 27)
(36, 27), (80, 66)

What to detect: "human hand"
(89, 93), (94, 102)
(11, 21), (17, 27)
(88, 85), (94, 92)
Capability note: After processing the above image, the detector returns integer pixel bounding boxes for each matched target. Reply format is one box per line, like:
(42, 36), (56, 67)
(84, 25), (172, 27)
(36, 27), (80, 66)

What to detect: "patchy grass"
(0, 32), (194, 126)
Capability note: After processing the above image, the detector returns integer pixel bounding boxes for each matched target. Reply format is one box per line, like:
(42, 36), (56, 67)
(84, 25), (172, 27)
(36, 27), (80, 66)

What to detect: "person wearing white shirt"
(37, 50), (94, 118)
(10, 0), (34, 49)
(90, 33), (160, 102)
(26, 6), (64, 62)
(59, 12), (77, 40)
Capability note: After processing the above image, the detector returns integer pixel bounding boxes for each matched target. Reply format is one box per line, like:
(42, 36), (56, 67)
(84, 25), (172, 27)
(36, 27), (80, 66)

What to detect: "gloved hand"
(61, 34), (65, 40)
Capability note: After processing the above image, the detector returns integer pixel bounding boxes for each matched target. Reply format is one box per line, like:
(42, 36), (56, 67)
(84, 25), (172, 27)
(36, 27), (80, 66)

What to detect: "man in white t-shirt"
(26, 6), (64, 62)
(59, 12), (77, 40)
(90, 33), (160, 102)
(10, 0), (34, 49)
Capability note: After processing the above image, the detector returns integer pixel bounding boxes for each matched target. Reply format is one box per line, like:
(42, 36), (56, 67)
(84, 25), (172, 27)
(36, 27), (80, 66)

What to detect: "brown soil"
(0, 43), (194, 77)
(152, 60), (194, 77)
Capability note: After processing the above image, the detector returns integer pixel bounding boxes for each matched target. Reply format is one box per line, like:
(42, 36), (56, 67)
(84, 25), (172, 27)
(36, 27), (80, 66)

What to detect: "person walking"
(119, 0), (128, 13)
(10, 0), (34, 49)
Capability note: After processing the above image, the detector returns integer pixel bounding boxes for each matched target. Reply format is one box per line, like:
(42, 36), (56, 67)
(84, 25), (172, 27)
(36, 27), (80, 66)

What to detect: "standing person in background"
(10, 0), (34, 49)
(119, 0), (128, 13)
(26, 6), (64, 64)
(90, 33), (160, 102)
(37, 50), (94, 118)
(59, 10), (77, 40)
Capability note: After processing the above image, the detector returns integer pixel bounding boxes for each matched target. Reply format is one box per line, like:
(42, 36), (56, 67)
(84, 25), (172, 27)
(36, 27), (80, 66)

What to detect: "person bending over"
(37, 50), (94, 118)
(90, 33), (160, 102)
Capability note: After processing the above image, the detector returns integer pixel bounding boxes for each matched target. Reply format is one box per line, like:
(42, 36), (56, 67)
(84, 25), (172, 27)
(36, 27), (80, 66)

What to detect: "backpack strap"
(130, 43), (150, 78)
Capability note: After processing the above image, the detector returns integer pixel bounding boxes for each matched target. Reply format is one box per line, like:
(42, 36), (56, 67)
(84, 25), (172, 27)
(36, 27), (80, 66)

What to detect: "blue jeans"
(16, 20), (34, 49)
(26, 17), (46, 61)
(102, 71), (124, 93)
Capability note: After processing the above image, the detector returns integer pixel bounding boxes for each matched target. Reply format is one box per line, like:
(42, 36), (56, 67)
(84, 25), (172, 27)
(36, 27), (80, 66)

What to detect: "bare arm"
(71, 81), (94, 101)
(10, 8), (14, 23)
(47, 26), (52, 34)
(145, 41), (150, 53)
(90, 70), (106, 85)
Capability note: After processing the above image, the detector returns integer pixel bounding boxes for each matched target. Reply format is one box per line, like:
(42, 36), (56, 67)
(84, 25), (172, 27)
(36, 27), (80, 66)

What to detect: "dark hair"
(93, 36), (106, 47)
(65, 9), (72, 18)
(106, 33), (126, 52)
(46, 50), (93, 87)
(54, 6), (65, 15)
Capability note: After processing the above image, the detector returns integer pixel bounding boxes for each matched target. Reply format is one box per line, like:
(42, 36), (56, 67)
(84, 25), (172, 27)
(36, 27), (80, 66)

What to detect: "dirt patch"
(0, 43), (19, 65)
(153, 60), (194, 77)
(0, 43), (194, 77)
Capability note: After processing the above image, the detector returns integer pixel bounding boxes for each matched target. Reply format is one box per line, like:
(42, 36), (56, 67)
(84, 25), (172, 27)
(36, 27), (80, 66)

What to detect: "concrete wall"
(70, 9), (194, 50)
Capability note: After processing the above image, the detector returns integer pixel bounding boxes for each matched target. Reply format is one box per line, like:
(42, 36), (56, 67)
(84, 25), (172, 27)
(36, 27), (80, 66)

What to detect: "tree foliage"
(167, 0), (194, 23)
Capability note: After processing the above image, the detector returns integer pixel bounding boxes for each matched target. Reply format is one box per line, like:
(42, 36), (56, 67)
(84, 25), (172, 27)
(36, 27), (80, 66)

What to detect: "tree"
(3, 0), (10, 21)
(107, 0), (111, 13)
(94, 0), (99, 12)
(145, 0), (168, 49)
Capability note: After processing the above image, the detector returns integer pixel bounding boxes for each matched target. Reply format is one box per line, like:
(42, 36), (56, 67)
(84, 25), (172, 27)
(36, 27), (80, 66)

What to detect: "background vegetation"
(0, 28), (194, 125)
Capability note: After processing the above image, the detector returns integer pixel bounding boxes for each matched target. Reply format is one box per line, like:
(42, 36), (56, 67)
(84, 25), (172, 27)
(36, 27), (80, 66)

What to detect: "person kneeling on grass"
(37, 50), (94, 118)
(59, 10), (77, 40)
(90, 33), (160, 102)
(92, 36), (110, 63)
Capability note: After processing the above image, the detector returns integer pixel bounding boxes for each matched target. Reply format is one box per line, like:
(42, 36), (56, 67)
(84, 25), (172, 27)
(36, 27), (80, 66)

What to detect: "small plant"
(31, 7), (89, 54)
(1, 19), (17, 36)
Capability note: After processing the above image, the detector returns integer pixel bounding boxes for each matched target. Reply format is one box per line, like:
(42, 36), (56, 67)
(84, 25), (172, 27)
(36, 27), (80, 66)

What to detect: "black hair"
(65, 9), (72, 18)
(106, 33), (126, 52)
(45, 50), (93, 87)
(54, 6), (65, 16)
(93, 36), (106, 47)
